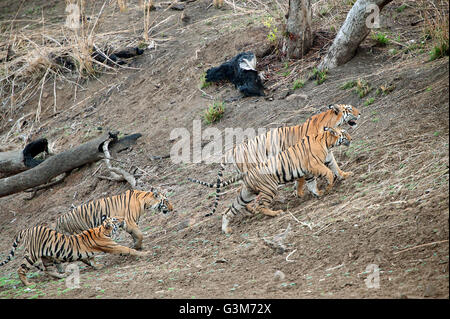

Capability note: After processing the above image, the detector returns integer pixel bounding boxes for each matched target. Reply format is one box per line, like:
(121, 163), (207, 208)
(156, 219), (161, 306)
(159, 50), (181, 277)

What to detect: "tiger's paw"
(137, 251), (150, 257)
(341, 171), (353, 179)
(22, 280), (32, 287)
(245, 203), (257, 214)
(259, 207), (283, 217)
(221, 215), (232, 234)
(312, 190), (323, 198)
(295, 189), (305, 198)
(92, 263), (105, 270)
(222, 226), (232, 234)
(46, 271), (66, 279)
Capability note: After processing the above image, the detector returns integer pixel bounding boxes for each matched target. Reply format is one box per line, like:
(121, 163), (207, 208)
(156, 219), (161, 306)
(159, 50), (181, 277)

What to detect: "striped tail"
(211, 164), (225, 217)
(187, 172), (245, 217)
(0, 230), (24, 266)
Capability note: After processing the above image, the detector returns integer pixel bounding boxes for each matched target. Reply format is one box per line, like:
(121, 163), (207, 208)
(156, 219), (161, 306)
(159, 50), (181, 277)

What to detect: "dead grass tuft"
(421, 0), (449, 60)
(0, 0), (148, 141)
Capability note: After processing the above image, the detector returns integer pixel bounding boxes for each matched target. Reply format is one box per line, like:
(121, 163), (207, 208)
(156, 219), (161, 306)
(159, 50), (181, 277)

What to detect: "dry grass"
(118, 0), (128, 13)
(0, 0), (154, 143)
(1, 0), (447, 144)
(421, 0), (449, 60)
(143, 0), (153, 43)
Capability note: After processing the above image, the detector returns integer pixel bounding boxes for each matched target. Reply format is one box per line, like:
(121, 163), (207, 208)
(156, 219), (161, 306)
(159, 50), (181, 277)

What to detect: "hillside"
(0, 0), (448, 299)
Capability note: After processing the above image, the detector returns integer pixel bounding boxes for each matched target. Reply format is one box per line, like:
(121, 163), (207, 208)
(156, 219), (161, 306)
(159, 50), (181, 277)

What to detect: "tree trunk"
(0, 133), (141, 198)
(283, 0), (313, 59)
(0, 138), (48, 178)
(318, 0), (393, 70)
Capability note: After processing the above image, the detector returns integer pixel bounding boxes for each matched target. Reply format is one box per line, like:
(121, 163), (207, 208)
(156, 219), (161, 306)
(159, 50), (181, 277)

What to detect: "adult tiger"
(207, 104), (360, 216)
(55, 189), (173, 250)
(189, 127), (352, 233)
(0, 217), (147, 286)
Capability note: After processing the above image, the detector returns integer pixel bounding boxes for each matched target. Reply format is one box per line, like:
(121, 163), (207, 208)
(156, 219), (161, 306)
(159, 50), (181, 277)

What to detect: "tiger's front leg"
(18, 262), (32, 286)
(326, 151), (352, 180)
(41, 257), (65, 279)
(318, 164), (335, 193)
(221, 207), (233, 234)
(305, 177), (323, 197)
(101, 242), (148, 257)
(254, 189), (283, 217)
(294, 178), (306, 197)
(245, 193), (262, 214)
(257, 206), (284, 216)
(81, 257), (104, 270)
(124, 221), (144, 250)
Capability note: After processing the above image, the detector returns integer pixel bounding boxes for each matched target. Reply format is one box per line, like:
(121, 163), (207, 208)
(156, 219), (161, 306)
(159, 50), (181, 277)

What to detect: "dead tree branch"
(0, 132), (141, 198)
(98, 136), (137, 187)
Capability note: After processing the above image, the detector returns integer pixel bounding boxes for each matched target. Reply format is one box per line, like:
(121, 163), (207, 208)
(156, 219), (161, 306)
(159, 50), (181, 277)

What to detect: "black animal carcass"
(205, 52), (265, 97)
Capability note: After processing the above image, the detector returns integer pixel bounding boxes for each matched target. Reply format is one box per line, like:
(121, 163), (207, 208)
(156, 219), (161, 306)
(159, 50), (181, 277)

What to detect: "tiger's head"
(136, 189), (174, 215)
(328, 104), (360, 128)
(155, 195), (174, 215)
(323, 127), (352, 147)
(100, 216), (125, 237)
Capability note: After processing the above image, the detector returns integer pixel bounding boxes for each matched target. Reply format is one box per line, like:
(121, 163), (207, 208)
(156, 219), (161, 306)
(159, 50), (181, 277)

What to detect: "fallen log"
(0, 132), (141, 198)
(0, 138), (49, 178)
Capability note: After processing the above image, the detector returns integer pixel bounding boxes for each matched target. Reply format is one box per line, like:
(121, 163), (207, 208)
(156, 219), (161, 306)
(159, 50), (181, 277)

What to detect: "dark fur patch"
(205, 52), (265, 97)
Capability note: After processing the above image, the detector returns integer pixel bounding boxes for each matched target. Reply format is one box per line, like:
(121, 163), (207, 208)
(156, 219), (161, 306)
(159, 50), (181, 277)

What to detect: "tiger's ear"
(324, 127), (338, 136)
(328, 104), (339, 114)
(149, 187), (159, 197)
(101, 215), (107, 223)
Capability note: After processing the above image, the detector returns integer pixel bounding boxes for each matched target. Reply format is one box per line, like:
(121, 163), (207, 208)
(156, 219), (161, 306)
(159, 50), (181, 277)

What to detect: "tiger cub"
(0, 217), (147, 286)
(55, 189), (173, 250)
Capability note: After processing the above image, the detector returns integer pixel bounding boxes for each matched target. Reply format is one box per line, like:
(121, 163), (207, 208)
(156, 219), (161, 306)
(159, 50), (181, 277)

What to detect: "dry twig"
(393, 240), (449, 255)
(99, 136), (137, 187)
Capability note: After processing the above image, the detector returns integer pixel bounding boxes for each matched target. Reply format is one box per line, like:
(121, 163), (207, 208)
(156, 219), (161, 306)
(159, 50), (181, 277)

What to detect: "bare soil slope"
(0, 0), (448, 299)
